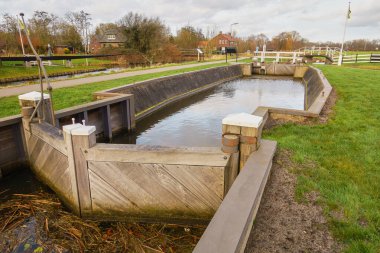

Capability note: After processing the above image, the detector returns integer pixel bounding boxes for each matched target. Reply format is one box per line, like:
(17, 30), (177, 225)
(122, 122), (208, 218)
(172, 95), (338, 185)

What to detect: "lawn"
(0, 65), (104, 80)
(264, 64), (380, 252)
(0, 62), (228, 118)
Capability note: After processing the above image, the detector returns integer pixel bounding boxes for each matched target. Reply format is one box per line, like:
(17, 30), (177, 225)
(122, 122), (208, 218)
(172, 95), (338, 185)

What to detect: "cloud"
(0, 0), (379, 41)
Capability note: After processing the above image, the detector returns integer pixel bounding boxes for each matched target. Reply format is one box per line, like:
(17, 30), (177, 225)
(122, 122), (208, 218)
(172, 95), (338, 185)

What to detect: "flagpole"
(16, 15), (26, 56)
(338, 2), (351, 66)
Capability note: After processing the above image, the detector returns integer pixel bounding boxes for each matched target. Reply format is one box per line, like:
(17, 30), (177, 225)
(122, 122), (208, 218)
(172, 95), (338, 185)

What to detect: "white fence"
(332, 54), (380, 64)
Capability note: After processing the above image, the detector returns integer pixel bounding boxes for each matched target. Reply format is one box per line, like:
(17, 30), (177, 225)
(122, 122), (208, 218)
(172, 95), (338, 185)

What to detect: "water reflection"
(113, 77), (304, 147)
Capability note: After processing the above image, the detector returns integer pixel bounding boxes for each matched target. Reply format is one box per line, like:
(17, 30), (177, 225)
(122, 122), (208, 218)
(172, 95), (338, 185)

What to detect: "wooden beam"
(193, 140), (277, 253)
(55, 94), (133, 118)
(30, 122), (67, 155)
(101, 105), (112, 140)
(71, 128), (96, 216)
(84, 144), (229, 167)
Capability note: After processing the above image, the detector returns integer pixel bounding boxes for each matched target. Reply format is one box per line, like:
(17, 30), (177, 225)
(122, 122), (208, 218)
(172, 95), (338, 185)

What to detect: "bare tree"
(65, 10), (91, 53)
(118, 12), (169, 63)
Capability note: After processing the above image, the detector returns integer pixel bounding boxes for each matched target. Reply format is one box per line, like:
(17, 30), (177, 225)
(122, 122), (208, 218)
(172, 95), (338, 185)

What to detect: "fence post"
(276, 52), (280, 63)
(370, 53), (373, 63)
(356, 54), (358, 63)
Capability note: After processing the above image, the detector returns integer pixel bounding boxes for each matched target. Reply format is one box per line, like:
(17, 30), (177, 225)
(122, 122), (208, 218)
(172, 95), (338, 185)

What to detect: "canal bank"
(0, 62), (332, 252)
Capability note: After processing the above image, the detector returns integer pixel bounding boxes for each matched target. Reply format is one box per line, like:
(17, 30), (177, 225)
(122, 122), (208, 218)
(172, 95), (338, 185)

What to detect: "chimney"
(219, 31), (223, 34)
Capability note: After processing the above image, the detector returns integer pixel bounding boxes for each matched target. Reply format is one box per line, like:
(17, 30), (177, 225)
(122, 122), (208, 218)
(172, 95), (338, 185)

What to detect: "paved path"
(0, 59), (242, 98)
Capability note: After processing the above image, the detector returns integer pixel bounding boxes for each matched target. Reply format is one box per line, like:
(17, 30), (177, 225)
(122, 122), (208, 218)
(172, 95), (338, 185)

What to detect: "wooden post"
(222, 113), (263, 171)
(222, 134), (239, 195)
(62, 123), (84, 215)
(18, 91), (53, 125)
(71, 125), (96, 216)
(102, 105), (112, 140)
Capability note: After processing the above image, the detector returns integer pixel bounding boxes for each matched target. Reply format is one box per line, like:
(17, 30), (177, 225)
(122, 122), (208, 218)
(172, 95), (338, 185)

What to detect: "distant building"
(53, 45), (75, 54)
(91, 29), (127, 53)
(199, 32), (238, 53)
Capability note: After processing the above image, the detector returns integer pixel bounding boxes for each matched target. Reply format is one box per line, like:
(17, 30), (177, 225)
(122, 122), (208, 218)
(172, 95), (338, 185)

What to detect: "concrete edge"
(307, 66), (333, 115)
(96, 65), (236, 94)
(135, 76), (240, 122)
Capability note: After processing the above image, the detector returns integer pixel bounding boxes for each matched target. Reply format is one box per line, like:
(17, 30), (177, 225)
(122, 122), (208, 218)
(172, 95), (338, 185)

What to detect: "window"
(107, 34), (116, 40)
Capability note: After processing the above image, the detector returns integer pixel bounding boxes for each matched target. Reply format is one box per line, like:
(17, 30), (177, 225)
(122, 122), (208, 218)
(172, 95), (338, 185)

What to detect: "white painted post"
(292, 52), (296, 64)
(18, 91), (52, 124)
(261, 44), (266, 63)
(276, 52), (280, 63)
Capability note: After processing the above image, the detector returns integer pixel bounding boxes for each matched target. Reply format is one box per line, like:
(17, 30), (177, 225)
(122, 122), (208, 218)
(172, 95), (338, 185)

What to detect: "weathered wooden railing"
(55, 93), (135, 140)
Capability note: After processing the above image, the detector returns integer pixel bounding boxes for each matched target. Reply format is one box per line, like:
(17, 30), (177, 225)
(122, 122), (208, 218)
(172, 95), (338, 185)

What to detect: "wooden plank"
(83, 111), (89, 124)
(88, 161), (223, 214)
(55, 94), (133, 118)
(224, 152), (239, 195)
(193, 140), (277, 253)
(72, 131), (96, 215)
(222, 124), (241, 135)
(84, 144), (229, 167)
(109, 103), (123, 132)
(0, 115), (22, 127)
(30, 122), (67, 155)
(239, 126), (259, 170)
(120, 101), (129, 129)
(129, 95), (136, 129)
(62, 127), (81, 215)
(101, 105), (112, 139)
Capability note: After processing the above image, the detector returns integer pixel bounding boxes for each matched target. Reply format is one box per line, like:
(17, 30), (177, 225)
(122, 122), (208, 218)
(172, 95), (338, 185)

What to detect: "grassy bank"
(264, 65), (380, 252)
(0, 65), (104, 80)
(0, 62), (228, 118)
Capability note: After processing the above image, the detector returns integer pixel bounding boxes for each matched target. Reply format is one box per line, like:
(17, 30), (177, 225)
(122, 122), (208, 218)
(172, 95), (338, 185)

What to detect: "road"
(0, 59), (243, 98)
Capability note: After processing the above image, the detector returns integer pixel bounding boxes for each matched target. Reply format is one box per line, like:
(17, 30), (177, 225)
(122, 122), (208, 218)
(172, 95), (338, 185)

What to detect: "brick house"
(199, 32), (238, 53)
(90, 29), (127, 53)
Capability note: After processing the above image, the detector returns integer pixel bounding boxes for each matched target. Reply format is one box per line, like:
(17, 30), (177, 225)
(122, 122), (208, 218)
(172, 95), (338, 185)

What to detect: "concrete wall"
(303, 67), (325, 110)
(98, 65), (242, 116)
(253, 63), (296, 76)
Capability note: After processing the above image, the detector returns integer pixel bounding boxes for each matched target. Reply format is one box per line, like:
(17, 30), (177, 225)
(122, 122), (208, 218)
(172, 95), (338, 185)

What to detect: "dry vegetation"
(0, 192), (206, 253)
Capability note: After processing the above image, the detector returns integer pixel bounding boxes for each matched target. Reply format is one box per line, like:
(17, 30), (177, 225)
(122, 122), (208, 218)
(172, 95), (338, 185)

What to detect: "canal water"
(113, 77), (304, 147)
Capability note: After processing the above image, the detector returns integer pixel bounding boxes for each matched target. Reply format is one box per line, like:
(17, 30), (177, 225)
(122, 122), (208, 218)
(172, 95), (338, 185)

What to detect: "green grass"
(0, 65), (103, 80)
(0, 62), (228, 118)
(264, 65), (380, 252)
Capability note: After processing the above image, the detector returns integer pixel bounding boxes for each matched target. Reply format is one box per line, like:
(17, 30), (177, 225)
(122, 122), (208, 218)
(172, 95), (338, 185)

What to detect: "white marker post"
(338, 2), (352, 66)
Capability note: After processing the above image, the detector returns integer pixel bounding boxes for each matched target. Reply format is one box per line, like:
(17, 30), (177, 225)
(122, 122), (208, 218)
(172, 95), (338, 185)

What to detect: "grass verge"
(0, 63), (228, 118)
(264, 64), (380, 252)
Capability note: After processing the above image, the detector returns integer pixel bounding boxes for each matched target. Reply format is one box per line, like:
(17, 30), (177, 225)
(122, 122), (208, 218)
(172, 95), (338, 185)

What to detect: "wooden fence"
(332, 54), (380, 64)
(55, 93), (135, 140)
(23, 120), (234, 222)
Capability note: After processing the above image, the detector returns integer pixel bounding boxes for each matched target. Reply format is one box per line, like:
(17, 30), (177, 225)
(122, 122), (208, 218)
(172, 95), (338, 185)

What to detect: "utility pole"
(230, 22), (238, 36)
(338, 2), (351, 66)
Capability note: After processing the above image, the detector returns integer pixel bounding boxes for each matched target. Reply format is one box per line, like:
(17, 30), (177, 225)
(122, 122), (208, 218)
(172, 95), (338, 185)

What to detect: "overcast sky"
(1, 0), (379, 42)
